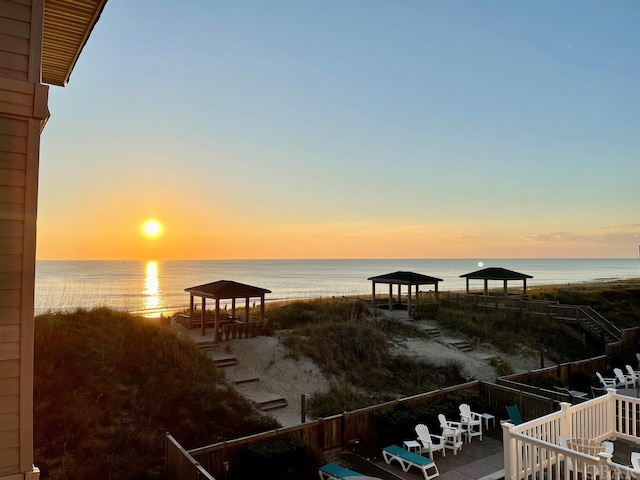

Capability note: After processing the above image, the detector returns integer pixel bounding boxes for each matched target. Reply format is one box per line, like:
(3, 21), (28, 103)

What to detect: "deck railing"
(503, 389), (640, 480)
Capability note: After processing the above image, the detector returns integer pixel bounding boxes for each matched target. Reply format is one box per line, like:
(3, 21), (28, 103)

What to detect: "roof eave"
(42, 0), (109, 86)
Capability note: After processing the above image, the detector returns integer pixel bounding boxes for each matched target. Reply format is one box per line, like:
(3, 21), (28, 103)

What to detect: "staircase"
(575, 306), (621, 344)
(448, 339), (473, 352)
(211, 355), (239, 368)
(424, 325), (442, 338)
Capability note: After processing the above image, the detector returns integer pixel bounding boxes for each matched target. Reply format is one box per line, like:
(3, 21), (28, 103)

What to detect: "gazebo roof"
(367, 271), (443, 284)
(185, 280), (271, 299)
(459, 267), (533, 281)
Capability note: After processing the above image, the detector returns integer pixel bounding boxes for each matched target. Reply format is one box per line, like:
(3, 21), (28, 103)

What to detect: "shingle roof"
(459, 267), (533, 280)
(367, 271), (443, 284)
(185, 280), (271, 299)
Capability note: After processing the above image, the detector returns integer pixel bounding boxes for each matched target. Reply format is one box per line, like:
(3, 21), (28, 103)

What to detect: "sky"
(38, 0), (640, 260)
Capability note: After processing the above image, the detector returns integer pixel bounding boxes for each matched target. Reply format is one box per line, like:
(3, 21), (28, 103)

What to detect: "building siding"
(0, 59), (33, 477)
(0, 1), (31, 83)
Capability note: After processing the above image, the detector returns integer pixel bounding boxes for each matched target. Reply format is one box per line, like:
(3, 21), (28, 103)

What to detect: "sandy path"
(194, 311), (543, 427)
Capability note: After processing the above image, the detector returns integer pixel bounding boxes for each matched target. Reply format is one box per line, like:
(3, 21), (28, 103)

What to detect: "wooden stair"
(424, 326), (442, 338)
(258, 397), (289, 411)
(233, 376), (260, 386)
(212, 355), (239, 368)
(196, 340), (219, 352)
(449, 340), (473, 352)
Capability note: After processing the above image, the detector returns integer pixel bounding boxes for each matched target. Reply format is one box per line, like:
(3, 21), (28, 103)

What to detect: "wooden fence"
(165, 433), (215, 480)
(169, 381), (558, 479)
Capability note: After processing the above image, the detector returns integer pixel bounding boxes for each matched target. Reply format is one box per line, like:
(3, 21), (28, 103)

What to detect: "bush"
(239, 435), (308, 480)
(374, 389), (482, 446)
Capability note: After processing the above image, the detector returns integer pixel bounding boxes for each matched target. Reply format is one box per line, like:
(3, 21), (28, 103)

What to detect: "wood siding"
(0, 2), (40, 475)
(0, 106), (29, 475)
(0, 1), (32, 83)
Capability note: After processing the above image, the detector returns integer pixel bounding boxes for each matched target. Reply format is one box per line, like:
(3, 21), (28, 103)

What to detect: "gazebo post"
(523, 279), (527, 295)
(466, 278), (469, 294)
(371, 282), (376, 317)
(407, 284), (412, 318)
(483, 279), (488, 295)
(435, 283), (439, 301)
(200, 297), (206, 337)
(503, 280), (508, 296)
(388, 284), (393, 311)
(245, 297), (250, 322)
(260, 295), (265, 321)
(189, 294), (194, 329)
(215, 298), (220, 341)
(231, 298), (236, 319)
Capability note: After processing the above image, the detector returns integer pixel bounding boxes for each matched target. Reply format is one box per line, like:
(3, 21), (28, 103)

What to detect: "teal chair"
(504, 405), (524, 425)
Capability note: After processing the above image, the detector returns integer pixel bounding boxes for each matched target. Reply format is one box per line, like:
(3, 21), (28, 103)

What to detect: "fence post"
(502, 422), (515, 480)
(559, 402), (572, 438)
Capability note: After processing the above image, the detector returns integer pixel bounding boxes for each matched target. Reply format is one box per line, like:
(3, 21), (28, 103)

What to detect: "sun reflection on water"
(143, 260), (161, 316)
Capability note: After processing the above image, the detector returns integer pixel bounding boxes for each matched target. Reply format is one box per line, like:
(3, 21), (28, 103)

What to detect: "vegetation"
(528, 280), (640, 329)
(33, 281), (638, 478)
(433, 303), (602, 363)
(272, 308), (466, 416)
(34, 308), (279, 480)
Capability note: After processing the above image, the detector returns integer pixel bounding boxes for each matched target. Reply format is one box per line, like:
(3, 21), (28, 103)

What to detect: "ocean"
(34, 258), (640, 316)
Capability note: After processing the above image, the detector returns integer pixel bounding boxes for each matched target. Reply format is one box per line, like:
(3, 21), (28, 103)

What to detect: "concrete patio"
(331, 431), (505, 480)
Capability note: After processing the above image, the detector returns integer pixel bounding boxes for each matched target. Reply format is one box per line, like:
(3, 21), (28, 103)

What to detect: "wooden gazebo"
(367, 271), (443, 317)
(459, 267), (533, 296)
(185, 280), (271, 338)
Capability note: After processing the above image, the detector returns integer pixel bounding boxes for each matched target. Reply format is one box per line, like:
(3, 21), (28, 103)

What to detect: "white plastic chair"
(632, 452), (640, 470)
(613, 367), (634, 389)
(626, 365), (640, 388)
(459, 403), (483, 442)
(438, 414), (464, 455)
(415, 423), (446, 459)
(596, 372), (618, 389)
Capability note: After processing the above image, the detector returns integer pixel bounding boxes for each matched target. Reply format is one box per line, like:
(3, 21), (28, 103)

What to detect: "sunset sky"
(38, 1), (639, 260)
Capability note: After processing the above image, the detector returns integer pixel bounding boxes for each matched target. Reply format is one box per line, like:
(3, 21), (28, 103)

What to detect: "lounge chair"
(596, 372), (618, 389)
(437, 414), (464, 454)
(554, 386), (589, 401)
(603, 441), (614, 455)
(459, 403), (483, 442)
(632, 452), (640, 470)
(504, 405), (524, 425)
(613, 367), (634, 389)
(415, 423), (446, 459)
(590, 385), (608, 398)
(319, 462), (376, 480)
(382, 445), (440, 480)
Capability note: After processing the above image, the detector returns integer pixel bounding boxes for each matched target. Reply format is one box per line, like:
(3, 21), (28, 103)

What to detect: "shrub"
(239, 435), (308, 480)
(374, 389), (482, 446)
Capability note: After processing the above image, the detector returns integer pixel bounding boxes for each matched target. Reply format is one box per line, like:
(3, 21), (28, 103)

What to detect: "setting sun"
(142, 219), (163, 239)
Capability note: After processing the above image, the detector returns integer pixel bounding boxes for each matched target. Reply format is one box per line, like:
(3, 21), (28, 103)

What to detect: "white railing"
(503, 389), (640, 480)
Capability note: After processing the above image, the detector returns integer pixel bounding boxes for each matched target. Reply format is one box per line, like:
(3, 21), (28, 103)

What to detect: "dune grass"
(34, 307), (279, 480)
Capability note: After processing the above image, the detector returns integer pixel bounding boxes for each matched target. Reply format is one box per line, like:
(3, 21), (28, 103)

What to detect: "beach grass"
(33, 307), (279, 480)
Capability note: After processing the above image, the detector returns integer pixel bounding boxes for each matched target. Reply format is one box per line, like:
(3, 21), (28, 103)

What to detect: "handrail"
(577, 305), (621, 339)
(440, 292), (620, 343)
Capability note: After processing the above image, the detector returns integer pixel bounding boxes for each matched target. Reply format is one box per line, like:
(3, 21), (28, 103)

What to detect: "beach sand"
(174, 308), (544, 428)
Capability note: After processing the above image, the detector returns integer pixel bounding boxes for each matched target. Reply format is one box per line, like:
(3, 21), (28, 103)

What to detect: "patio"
(328, 429), (505, 480)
